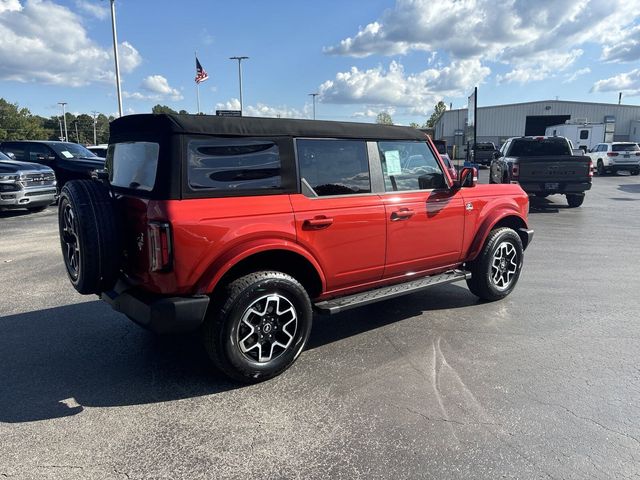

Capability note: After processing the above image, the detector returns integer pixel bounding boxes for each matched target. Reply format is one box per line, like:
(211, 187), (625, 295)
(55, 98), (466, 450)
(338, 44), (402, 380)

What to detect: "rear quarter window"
(188, 138), (281, 191)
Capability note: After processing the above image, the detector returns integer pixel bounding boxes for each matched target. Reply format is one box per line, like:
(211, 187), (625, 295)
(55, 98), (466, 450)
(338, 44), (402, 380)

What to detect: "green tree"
(152, 104), (178, 115)
(425, 101), (447, 128)
(0, 98), (48, 140)
(376, 111), (393, 125)
(178, 109), (189, 115)
(409, 122), (420, 129)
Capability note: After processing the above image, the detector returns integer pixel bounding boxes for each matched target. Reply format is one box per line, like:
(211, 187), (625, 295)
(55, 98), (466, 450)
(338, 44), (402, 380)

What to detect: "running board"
(314, 269), (471, 315)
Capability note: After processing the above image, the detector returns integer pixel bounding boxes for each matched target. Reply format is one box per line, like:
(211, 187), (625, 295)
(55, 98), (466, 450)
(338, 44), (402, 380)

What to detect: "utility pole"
(308, 93), (319, 120)
(229, 56), (249, 115)
(57, 117), (64, 141)
(74, 121), (80, 143)
(110, 0), (123, 117)
(91, 111), (98, 145)
(58, 102), (68, 142)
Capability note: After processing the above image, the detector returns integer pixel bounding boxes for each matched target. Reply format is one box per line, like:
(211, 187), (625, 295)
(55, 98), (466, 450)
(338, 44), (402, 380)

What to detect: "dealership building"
(433, 100), (640, 157)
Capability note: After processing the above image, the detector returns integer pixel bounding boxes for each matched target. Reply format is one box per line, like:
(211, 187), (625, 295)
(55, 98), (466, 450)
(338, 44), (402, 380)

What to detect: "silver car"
(0, 151), (57, 211)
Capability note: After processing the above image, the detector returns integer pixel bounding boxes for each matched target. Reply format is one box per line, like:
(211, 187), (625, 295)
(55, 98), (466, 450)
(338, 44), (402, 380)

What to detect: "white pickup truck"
(586, 142), (640, 176)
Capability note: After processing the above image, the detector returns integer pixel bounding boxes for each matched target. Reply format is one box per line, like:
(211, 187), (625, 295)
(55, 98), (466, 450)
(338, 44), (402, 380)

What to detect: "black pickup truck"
(490, 136), (592, 207)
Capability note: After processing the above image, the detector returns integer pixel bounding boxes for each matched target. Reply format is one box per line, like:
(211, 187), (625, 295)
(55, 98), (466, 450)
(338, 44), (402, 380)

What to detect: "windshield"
(508, 138), (571, 156)
(612, 143), (640, 152)
(50, 143), (98, 159)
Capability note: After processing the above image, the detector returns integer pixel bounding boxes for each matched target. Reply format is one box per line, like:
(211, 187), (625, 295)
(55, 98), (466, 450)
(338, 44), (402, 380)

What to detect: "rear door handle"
(303, 216), (334, 229)
(390, 208), (415, 221)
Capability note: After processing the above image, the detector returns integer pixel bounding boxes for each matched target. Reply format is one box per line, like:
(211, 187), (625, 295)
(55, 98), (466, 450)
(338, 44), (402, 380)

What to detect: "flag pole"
(195, 51), (201, 114)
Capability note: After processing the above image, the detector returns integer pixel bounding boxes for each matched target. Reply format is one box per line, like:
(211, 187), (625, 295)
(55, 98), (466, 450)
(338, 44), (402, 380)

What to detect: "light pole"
(229, 56), (249, 115)
(58, 102), (68, 142)
(91, 111), (98, 145)
(308, 93), (319, 120)
(110, 0), (123, 117)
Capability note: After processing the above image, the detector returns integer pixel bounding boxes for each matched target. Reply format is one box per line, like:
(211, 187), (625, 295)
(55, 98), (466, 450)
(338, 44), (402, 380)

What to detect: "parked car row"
(0, 140), (106, 213)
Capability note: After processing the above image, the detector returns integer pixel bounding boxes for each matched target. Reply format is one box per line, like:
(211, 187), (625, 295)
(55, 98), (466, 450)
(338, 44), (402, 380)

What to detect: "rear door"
(290, 138), (386, 291)
(375, 140), (465, 277)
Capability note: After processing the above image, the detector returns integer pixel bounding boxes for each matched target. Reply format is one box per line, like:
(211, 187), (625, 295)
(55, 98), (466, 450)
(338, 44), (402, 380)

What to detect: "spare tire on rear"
(58, 179), (122, 294)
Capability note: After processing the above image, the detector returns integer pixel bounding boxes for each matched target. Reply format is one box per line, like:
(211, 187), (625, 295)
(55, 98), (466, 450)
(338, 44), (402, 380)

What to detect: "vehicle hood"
(0, 160), (55, 173)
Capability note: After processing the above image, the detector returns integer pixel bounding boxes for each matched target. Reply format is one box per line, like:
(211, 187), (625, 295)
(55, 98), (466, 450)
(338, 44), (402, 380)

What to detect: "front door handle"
(303, 216), (334, 229)
(390, 208), (415, 221)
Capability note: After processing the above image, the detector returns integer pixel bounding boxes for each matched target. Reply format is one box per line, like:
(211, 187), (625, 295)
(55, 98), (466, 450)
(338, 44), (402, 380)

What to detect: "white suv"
(587, 142), (640, 176)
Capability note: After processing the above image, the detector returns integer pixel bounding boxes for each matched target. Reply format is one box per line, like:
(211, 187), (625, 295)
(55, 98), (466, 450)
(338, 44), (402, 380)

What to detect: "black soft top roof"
(109, 113), (427, 141)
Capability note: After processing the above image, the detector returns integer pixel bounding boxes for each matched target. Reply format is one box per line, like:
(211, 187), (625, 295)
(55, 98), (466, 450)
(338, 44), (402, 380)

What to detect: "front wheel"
(566, 193), (585, 208)
(466, 227), (524, 301)
(202, 271), (313, 383)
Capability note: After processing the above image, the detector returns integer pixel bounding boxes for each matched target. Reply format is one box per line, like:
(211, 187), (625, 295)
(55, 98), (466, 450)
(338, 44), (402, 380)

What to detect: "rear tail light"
(588, 159), (594, 177)
(511, 165), (519, 178)
(148, 221), (173, 272)
(607, 152), (619, 157)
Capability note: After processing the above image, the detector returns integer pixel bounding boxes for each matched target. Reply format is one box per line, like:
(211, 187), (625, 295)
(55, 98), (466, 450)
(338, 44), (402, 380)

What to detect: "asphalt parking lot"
(1, 172), (639, 479)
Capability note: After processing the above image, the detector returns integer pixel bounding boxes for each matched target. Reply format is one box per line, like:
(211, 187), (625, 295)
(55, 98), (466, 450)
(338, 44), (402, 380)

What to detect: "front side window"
(188, 138), (281, 191)
(378, 140), (446, 191)
(297, 139), (370, 196)
(107, 142), (159, 191)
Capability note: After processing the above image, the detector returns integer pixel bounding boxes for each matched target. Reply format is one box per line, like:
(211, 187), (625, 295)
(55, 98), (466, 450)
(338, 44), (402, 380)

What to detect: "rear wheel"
(58, 180), (122, 294)
(596, 160), (605, 176)
(566, 193), (585, 208)
(466, 227), (523, 301)
(202, 271), (313, 383)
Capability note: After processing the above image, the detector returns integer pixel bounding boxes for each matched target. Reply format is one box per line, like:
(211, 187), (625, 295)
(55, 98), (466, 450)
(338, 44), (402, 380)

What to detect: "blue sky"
(1, 0), (639, 125)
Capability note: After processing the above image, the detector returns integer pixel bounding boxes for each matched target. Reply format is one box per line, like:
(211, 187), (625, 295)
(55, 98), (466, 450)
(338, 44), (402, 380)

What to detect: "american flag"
(195, 57), (209, 84)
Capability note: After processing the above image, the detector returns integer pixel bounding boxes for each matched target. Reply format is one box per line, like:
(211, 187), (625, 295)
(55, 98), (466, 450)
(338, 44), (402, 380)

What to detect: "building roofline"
(442, 99), (640, 114)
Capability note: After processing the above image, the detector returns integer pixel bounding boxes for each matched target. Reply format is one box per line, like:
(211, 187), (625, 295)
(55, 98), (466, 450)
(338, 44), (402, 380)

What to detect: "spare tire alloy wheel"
(61, 201), (80, 281)
(237, 294), (297, 363)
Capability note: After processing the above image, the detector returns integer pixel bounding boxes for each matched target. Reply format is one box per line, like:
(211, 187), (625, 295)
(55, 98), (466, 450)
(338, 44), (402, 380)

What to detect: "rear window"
(508, 138), (571, 156)
(612, 143), (640, 152)
(475, 143), (496, 151)
(107, 142), (159, 191)
(188, 138), (281, 191)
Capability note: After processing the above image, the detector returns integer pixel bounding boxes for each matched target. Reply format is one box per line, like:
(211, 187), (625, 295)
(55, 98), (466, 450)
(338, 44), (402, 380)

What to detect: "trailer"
(545, 121), (605, 152)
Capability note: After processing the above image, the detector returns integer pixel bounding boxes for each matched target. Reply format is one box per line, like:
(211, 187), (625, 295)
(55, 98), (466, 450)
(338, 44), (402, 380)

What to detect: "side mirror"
(493, 151), (503, 160)
(5, 152), (16, 159)
(458, 167), (477, 188)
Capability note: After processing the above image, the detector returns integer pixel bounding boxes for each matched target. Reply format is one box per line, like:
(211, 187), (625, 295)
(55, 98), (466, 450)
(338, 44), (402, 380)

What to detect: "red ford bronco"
(58, 114), (533, 382)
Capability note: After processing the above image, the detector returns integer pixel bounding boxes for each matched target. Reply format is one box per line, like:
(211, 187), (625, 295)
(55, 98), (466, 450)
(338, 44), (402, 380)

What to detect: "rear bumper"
(607, 164), (640, 171)
(101, 281), (209, 334)
(519, 181), (592, 194)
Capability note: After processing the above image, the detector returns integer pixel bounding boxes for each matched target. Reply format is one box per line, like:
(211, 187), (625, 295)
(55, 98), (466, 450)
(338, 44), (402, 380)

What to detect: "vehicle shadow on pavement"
(0, 285), (478, 423)
(0, 209), (34, 219)
(307, 284), (478, 350)
(528, 197), (563, 214)
(618, 184), (640, 194)
(0, 301), (238, 424)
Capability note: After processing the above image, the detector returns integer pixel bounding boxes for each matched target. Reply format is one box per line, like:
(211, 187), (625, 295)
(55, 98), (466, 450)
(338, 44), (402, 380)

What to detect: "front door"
(375, 140), (465, 278)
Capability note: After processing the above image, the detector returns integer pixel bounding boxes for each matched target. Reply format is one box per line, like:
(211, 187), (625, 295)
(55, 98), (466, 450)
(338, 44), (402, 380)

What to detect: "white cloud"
(601, 25), (640, 63)
(324, 0), (638, 86)
(563, 67), (591, 84)
(74, 0), (107, 19)
(214, 99), (303, 118)
(496, 50), (583, 85)
(591, 69), (640, 96)
(140, 75), (183, 101)
(200, 28), (214, 46)
(0, 0), (21, 14)
(319, 59), (490, 111)
(0, 0), (141, 86)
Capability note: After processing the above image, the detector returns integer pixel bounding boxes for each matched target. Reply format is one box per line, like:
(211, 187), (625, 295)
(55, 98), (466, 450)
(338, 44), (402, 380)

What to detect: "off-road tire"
(58, 179), (122, 294)
(466, 227), (524, 301)
(566, 193), (585, 208)
(202, 271), (313, 383)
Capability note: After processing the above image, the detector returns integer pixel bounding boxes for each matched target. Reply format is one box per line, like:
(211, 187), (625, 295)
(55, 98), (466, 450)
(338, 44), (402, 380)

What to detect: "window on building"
(579, 130), (589, 140)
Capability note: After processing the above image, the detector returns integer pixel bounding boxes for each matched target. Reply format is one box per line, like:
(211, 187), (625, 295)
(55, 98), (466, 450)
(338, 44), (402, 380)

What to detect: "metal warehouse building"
(433, 100), (640, 157)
